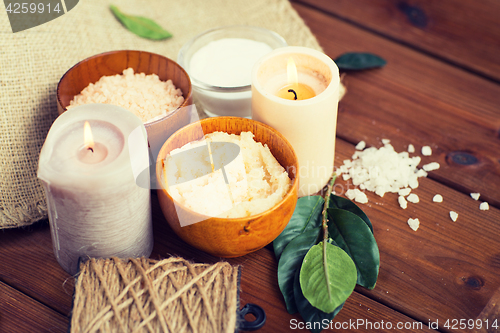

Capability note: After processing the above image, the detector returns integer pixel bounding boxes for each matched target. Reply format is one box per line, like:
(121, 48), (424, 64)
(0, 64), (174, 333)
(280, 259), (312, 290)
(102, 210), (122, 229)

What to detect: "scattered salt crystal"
(479, 202), (489, 211)
(356, 140), (366, 150)
(407, 193), (420, 203)
(398, 196), (408, 209)
(409, 178), (419, 189)
(423, 162), (440, 171)
(432, 194), (443, 203)
(408, 144), (415, 153)
(416, 169), (428, 178)
(470, 193), (480, 200)
(398, 188), (412, 196)
(382, 138), (391, 145)
(407, 218), (420, 231)
(353, 189), (369, 204)
(449, 211), (458, 222)
(346, 189), (356, 200)
(421, 146), (432, 156)
(342, 173), (351, 181)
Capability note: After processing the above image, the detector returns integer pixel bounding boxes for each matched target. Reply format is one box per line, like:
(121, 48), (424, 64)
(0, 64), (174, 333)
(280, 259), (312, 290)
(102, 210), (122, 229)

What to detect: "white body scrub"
(164, 132), (291, 218)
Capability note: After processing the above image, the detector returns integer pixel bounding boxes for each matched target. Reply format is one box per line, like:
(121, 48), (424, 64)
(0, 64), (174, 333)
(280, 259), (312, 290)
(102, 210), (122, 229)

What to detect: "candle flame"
(83, 121), (94, 151)
(287, 57), (298, 85)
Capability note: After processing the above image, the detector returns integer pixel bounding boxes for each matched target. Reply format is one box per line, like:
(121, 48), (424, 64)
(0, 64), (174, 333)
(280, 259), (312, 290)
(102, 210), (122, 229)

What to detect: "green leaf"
(327, 209), (380, 289)
(329, 194), (373, 233)
(293, 269), (344, 333)
(278, 227), (321, 314)
(110, 5), (172, 40)
(334, 52), (386, 70)
(300, 242), (357, 313)
(274, 196), (324, 260)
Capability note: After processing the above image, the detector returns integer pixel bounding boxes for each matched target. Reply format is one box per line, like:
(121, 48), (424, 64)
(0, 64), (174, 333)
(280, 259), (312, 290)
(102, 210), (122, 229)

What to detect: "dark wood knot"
(397, 2), (428, 28)
(446, 151), (479, 165)
(461, 276), (484, 290)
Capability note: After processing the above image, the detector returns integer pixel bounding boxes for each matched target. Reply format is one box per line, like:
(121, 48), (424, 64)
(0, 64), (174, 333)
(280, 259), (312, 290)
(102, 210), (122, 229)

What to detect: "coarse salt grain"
(398, 188), (412, 196)
(470, 193), (480, 200)
(432, 194), (443, 203)
(398, 196), (407, 209)
(382, 138), (391, 145)
(346, 189), (356, 201)
(356, 140), (366, 150)
(407, 218), (420, 231)
(68, 68), (184, 123)
(421, 146), (432, 156)
(479, 202), (489, 211)
(408, 144), (415, 153)
(407, 193), (420, 203)
(346, 189), (368, 203)
(449, 211), (458, 222)
(423, 162), (440, 172)
(337, 141), (425, 199)
(353, 189), (369, 204)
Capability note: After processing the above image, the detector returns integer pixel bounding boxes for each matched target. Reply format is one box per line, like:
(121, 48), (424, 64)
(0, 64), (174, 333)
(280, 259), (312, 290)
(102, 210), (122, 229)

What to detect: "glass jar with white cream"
(177, 26), (287, 118)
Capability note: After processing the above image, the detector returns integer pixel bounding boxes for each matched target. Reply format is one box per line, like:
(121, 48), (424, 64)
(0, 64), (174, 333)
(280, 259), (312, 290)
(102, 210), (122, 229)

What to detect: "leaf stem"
(322, 172), (336, 300)
(322, 173), (336, 241)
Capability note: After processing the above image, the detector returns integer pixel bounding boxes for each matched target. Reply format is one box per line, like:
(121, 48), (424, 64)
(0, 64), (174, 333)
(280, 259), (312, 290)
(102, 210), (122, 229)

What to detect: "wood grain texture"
(332, 138), (500, 331)
(0, 281), (68, 333)
(294, 0), (500, 81)
(293, 2), (500, 208)
(0, 222), (75, 315)
(0, 191), (435, 333)
(151, 193), (435, 332)
(473, 287), (500, 333)
(156, 117), (299, 257)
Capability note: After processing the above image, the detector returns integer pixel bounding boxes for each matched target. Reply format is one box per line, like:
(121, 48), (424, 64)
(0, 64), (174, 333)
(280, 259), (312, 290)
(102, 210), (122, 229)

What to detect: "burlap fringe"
(71, 257), (240, 333)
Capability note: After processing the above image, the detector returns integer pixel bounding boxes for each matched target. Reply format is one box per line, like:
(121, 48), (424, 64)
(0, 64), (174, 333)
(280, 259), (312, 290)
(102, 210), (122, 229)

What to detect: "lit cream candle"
(38, 104), (153, 275)
(252, 47), (340, 196)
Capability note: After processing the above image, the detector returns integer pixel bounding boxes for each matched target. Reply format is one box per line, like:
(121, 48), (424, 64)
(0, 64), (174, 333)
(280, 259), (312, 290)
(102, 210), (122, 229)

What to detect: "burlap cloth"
(0, 0), (323, 229)
(71, 257), (240, 333)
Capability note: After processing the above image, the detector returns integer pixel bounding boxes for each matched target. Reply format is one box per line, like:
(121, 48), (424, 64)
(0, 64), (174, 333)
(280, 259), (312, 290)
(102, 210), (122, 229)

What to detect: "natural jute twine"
(71, 257), (240, 333)
(0, 0), (341, 229)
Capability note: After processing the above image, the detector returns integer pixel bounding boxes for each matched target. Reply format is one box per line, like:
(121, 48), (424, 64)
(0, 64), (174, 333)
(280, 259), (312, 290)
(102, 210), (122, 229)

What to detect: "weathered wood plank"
(151, 193), (435, 333)
(0, 281), (68, 333)
(294, 0), (500, 81)
(293, 2), (500, 207)
(0, 190), (435, 333)
(332, 138), (500, 332)
(0, 221), (75, 315)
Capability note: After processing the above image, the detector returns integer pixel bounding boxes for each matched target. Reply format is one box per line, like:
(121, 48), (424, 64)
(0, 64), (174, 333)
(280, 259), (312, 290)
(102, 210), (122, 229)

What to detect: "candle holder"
(251, 46), (340, 197)
(38, 104), (153, 275)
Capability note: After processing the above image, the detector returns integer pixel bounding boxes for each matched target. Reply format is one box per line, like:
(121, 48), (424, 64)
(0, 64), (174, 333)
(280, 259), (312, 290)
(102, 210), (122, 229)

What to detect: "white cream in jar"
(189, 38), (273, 117)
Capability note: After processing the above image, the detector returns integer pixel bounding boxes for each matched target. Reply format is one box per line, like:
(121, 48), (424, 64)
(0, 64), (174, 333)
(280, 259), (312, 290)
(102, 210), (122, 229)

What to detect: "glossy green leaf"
(293, 269), (344, 333)
(278, 227), (321, 314)
(329, 194), (373, 233)
(327, 209), (380, 289)
(334, 52), (386, 70)
(274, 196), (324, 260)
(110, 5), (172, 40)
(300, 242), (357, 313)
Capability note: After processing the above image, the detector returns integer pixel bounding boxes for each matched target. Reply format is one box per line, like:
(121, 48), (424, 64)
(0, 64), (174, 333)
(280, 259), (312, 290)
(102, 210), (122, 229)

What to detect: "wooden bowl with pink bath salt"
(156, 116), (299, 258)
(56, 50), (193, 158)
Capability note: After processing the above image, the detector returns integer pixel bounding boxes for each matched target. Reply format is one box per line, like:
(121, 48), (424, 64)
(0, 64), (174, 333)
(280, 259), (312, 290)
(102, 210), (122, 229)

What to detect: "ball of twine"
(71, 257), (240, 333)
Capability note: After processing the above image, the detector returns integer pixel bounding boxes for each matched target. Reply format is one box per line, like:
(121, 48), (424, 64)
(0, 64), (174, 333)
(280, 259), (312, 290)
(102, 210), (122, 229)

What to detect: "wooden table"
(1, 0), (499, 332)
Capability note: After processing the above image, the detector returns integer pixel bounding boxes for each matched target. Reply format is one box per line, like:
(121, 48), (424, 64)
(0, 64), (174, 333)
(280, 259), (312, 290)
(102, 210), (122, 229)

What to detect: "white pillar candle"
(252, 46), (340, 196)
(38, 104), (153, 275)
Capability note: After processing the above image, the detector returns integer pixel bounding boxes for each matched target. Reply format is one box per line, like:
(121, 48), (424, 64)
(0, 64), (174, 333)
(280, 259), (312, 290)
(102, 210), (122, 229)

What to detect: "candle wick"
(288, 89), (298, 100)
(88, 147), (94, 153)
